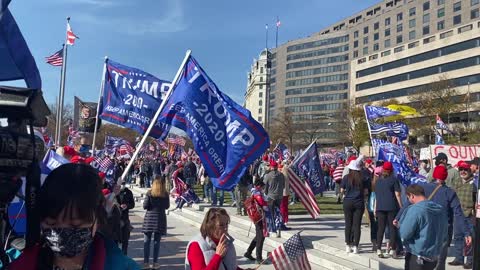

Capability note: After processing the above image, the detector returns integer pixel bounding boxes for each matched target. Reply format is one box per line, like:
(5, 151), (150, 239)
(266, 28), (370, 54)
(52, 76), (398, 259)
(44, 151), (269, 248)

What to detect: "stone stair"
(129, 185), (401, 270)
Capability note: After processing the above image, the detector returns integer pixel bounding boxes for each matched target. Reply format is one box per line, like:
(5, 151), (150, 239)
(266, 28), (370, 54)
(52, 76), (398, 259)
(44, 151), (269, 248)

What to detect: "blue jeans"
(324, 176), (331, 191)
(211, 187), (224, 206)
(203, 184), (212, 199)
(453, 216), (474, 264)
(144, 232), (161, 263)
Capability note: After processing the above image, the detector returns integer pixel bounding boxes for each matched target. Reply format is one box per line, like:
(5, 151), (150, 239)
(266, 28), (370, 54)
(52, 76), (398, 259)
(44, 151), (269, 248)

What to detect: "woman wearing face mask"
(9, 163), (139, 270)
(185, 208), (254, 270)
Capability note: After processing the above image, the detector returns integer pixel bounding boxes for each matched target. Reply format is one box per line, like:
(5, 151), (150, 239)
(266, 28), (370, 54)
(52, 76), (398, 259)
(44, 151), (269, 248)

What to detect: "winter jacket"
(264, 170), (285, 201)
(142, 191), (170, 233)
(426, 164), (460, 187)
(8, 233), (139, 270)
(399, 200), (448, 259)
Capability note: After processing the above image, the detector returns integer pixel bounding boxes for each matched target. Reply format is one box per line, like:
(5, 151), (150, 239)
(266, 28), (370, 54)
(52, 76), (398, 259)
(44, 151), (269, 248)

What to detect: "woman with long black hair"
(9, 163), (138, 270)
(341, 155), (368, 254)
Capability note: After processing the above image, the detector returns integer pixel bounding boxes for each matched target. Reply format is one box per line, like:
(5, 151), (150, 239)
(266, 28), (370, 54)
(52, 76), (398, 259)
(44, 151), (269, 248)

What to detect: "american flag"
(45, 48), (63, 66)
(166, 136), (186, 146)
(270, 233), (311, 270)
(287, 167), (321, 219)
(98, 157), (113, 173)
(118, 144), (134, 156)
(171, 169), (186, 198)
(66, 21), (78, 45)
(276, 18), (281, 27)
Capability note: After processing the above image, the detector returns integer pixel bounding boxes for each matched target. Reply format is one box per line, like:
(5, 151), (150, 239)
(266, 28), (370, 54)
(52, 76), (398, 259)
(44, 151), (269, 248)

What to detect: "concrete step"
(130, 185), (377, 270)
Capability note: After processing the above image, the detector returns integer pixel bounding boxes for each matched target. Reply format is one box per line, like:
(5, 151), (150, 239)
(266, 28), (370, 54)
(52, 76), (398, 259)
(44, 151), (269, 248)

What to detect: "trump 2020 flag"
(158, 55), (270, 190)
(291, 142), (324, 194)
(365, 105), (400, 120)
(99, 59), (171, 138)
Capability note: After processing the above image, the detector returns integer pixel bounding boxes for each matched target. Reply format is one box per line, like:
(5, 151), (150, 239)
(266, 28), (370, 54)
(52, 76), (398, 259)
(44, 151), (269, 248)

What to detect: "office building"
(244, 49), (270, 126)
(246, 0), (480, 146)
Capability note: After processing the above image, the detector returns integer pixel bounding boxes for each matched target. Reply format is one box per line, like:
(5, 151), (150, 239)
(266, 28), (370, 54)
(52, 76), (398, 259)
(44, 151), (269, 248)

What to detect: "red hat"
(383, 161), (393, 171)
(101, 188), (111, 196)
(365, 159), (373, 165)
(70, 155), (85, 164)
(269, 160), (278, 167)
(84, 157), (95, 164)
(63, 146), (77, 157)
(98, 172), (106, 179)
(262, 155), (269, 161)
(433, 165), (448, 181)
(457, 160), (470, 170)
(346, 156), (357, 165)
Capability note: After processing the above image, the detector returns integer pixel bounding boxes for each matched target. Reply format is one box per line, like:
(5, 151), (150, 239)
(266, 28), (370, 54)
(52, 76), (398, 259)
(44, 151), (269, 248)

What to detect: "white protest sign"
(419, 147), (430, 160)
(428, 145), (480, 165)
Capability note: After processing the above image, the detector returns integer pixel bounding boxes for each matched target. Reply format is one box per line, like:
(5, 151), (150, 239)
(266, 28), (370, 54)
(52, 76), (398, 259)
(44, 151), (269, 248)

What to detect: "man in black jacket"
(116, 182), (135, 255)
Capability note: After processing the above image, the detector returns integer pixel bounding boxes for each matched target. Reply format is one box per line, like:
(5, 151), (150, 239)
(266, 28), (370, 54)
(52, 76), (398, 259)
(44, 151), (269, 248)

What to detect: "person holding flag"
(264, 159), (285, 238)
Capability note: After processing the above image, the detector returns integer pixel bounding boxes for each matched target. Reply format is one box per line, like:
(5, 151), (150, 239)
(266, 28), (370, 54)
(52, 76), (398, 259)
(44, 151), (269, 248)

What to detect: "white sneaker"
(289, 202), (295, 205)
(345, 245), (351, 253)
(352, 246), (358, 254)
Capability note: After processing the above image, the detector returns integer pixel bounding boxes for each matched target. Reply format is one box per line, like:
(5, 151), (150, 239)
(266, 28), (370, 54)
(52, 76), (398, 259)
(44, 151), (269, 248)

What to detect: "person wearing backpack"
(244, 180), (270, 265)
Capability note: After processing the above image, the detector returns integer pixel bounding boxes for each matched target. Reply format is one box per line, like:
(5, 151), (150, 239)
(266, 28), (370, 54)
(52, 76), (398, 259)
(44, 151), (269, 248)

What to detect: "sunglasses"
(459, 168), (470, 172)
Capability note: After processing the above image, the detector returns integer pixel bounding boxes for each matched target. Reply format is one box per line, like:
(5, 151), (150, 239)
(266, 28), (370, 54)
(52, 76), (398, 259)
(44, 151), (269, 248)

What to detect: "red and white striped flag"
(166, 136), (186, 146)
(45, 48), (64, 66)
(270, 233), (311, 270)
(66, 21), (78, 45)
(287, 167), (321, 219)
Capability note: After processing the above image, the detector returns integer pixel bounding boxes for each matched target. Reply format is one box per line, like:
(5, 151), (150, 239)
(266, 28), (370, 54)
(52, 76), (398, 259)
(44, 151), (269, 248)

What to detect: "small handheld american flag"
(269, 233), (311, 270)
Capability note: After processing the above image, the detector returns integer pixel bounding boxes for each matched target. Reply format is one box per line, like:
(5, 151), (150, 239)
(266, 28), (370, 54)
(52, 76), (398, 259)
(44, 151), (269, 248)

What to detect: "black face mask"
(42, 226), (94, 258)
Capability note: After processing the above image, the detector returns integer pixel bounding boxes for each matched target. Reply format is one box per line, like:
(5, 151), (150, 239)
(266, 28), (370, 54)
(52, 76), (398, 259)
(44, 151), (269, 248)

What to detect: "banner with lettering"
(158, 55), (270, 190)
(291, 142), (324, 195)
(99, 59), (171, 138)
(429, 145), (480, 166)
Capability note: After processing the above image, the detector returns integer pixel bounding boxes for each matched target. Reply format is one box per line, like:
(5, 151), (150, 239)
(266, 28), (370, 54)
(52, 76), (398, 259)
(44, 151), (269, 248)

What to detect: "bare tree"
(335, 104), (369, 151)
(269, 107), (298, 151)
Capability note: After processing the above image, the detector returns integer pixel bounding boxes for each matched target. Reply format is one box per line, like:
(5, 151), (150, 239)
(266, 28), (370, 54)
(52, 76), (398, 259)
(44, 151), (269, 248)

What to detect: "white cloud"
(74, 0), (187, 35)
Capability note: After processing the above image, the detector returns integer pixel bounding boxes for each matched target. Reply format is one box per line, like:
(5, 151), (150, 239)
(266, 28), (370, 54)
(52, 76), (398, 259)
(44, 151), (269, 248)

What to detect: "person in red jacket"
(185, 208), (253, 270)
(244, 180), (270, 265)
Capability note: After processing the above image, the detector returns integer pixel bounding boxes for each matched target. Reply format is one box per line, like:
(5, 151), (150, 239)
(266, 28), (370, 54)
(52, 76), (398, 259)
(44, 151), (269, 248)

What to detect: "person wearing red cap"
(264, 159), (285, 238)
(257, 154), (271, 181)
(395, 165), (472, 270)
(448, 161), (476, 268)
(373, 161), (402, 258)
(427, 153), (460, 187)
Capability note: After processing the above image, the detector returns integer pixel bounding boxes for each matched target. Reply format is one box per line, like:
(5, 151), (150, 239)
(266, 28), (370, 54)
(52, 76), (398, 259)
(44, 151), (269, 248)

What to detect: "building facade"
(244, 49), (270, 126)
(246, 0), (480, 145)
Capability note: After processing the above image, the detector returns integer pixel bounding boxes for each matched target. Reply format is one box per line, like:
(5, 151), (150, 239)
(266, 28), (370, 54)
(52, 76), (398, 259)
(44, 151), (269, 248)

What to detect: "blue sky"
(9, 0), (379, 106)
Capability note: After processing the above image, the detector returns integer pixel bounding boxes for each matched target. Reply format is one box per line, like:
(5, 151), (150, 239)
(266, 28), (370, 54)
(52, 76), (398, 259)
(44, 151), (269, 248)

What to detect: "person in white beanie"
(340, 155), (368, 254)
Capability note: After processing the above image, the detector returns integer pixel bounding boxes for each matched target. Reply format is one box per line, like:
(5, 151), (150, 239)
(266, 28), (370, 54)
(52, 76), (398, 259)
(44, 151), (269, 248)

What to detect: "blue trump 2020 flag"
(99, 59), (171, 138)
(158, 55), (270, 190)
(365, 105), (400, 120)
(290, 142), (324, 195)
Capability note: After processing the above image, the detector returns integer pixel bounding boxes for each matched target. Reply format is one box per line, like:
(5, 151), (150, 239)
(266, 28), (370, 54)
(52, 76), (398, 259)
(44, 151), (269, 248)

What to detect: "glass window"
(260, 77), (263, 82)
(409, 7), (416, 16)
(258, 100), (262, 106)
(409, 19), (416, 28)
(438, 20), (445, 30)
(381, 50), (391, 57)
(374, 33), (379, 41)
(408, 41), (419, 48)
(438, 8), (445, 17)
(258, 108), (262, 114)
(354, 31), (359, 38)
(374, 22), (379, 30)
(397, 35), (403, 43)
(397, 12), (403, 21)
(473, 0), (480, 6)
(424, 1), (430, 11)
(454, 14), (462, 24)
(259, 92), (263, 98)
(373, 43), (379, 51)
(454, 2), (461, 12)
(364, 37), (369, 44)
(385, 17), (391, 26)
(353, 50), (359, 58)
(472, 8), (480, 19)
(423, 25), (430, 35)
(354, 40), (359, 48)
(364, 26), (369, 34)
(438, 0), (445, 5)
(260, 67), (264, 73)
(363, 47), (369, 55)
(385, 39), (391, 48)
(385, 28), (391, 36)
(458, 24), (473, 33)
(397, 23), (403, 32)
(409, 30), (416, 40)
(440, 30), (453, 38)
(423, 13), (430, 23)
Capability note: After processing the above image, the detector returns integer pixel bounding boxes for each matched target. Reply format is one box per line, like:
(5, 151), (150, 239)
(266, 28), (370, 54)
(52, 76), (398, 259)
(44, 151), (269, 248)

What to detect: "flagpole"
(275, 16), (279, 48)
(120, 50), (192, 185)
(265, 24), (268, 49)
(92, 57), (108, 155)
(363, 105), (375, 155)
(56, 17), (72, 147)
